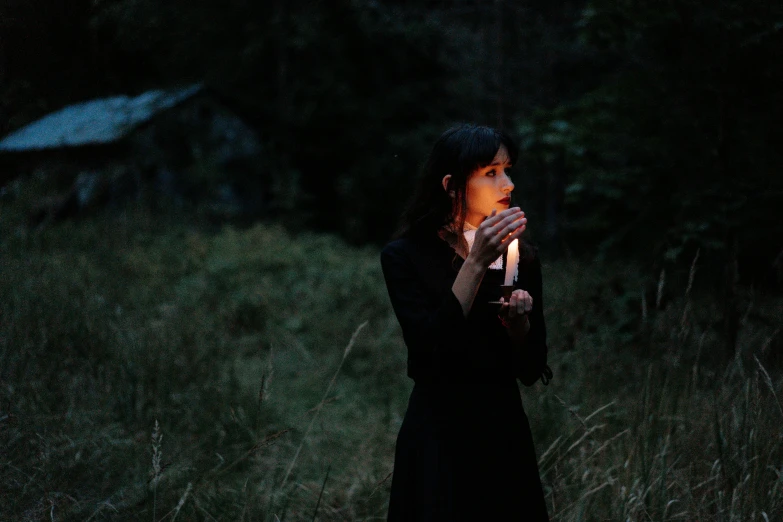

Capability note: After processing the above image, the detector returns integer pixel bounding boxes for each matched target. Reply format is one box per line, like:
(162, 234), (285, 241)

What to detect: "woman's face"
(464, 145), (515, 227)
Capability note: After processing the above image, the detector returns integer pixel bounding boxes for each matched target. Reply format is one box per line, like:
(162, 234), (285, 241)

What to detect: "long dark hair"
(393, 123), (534, 261)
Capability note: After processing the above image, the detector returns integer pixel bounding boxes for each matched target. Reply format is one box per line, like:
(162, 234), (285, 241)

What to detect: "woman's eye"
(486, 170), (496, 177)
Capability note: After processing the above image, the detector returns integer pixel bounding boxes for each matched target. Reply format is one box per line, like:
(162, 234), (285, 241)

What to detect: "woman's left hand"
(499, 289), (532, 339)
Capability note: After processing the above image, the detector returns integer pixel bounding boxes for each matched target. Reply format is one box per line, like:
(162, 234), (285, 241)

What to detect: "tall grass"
(1, 207), (780, 520)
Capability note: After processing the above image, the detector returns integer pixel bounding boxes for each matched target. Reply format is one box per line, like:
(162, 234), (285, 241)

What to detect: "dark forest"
(1, 1), (782, 520)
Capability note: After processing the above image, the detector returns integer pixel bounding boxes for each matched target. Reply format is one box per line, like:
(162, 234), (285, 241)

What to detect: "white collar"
(462, 223), (503, 270)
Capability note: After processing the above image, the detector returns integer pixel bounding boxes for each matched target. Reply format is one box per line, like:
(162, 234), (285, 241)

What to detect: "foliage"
(518, 0), (783, 281)
(3, 0), (780, 275)
(86, 0), (476, 242)
(2, 0), (782, 518)
(0, 208), (402, 520)
(1, 207), (781, 520)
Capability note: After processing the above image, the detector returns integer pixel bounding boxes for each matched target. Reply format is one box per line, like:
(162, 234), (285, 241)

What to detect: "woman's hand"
(499, 289), (532, 340)
(467, 207), (527, 269)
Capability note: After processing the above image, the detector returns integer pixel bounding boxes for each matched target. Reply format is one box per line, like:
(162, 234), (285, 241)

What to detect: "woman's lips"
(498, 197), (511, 204)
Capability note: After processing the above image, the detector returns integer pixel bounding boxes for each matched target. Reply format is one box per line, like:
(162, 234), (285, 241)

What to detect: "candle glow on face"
(504, 239), (519, 286)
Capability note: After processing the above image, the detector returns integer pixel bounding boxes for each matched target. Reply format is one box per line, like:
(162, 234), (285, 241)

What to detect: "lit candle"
(504, 239), (519, 286)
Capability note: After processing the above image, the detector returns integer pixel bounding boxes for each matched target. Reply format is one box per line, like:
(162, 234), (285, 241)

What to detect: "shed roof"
(0, 84), (203, 152)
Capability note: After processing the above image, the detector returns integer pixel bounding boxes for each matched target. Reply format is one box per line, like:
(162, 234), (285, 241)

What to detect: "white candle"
(504, 239), (519, 286)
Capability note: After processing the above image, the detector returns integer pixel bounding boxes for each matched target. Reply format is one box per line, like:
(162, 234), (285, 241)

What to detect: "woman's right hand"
(467, 207), (527, 268)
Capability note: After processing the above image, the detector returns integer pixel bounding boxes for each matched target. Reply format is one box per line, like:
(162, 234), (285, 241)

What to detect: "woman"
(380, 124), (552, 521)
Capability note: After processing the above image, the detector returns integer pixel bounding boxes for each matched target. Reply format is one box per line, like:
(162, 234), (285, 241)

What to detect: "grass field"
(1, 207), (781, 521)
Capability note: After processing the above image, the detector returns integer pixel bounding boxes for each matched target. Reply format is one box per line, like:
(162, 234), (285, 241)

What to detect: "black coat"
(381, 229), (551, 521)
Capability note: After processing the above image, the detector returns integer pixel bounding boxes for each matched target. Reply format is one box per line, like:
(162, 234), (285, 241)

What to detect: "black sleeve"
(380, 242), (471, 379)
(513, 253), (553, 386)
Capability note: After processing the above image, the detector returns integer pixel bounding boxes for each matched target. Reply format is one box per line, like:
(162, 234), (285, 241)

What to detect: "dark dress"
(380, 229), (551, 522)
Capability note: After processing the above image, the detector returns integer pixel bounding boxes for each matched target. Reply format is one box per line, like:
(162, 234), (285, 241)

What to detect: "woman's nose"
(502, 175), (514, 193)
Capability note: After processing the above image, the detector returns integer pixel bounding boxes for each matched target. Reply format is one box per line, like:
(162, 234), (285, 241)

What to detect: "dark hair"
(392, 123), (533, 260)
(394, 124), (517, 237)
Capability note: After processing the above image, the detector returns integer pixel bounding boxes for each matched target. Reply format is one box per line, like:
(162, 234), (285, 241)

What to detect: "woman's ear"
(441, 174), (455, 197)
